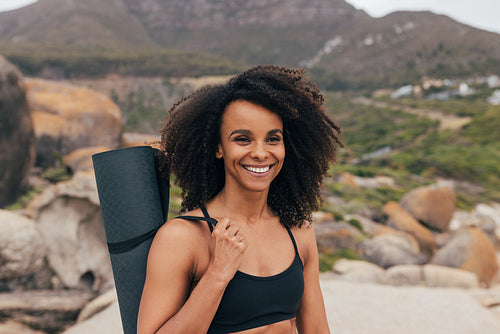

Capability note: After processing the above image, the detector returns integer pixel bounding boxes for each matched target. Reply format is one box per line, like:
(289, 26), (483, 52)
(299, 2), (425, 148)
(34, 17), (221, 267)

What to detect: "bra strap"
(285, 226), (299, 255)
(176, 205), (217, 232)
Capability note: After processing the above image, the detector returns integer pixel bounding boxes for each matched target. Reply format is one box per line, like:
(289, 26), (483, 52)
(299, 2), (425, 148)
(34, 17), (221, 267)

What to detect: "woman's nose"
(250, 142), (269, 160)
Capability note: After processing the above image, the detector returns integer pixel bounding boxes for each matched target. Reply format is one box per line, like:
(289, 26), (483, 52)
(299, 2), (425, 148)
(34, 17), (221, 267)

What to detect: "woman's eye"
(267, 136), (281, 143)
(234, 137), (250, 143)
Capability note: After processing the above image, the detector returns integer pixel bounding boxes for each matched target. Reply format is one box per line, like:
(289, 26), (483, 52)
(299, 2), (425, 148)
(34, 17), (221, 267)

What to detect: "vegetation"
(4, 49), (243, 79)
(324, 89), (500, 206)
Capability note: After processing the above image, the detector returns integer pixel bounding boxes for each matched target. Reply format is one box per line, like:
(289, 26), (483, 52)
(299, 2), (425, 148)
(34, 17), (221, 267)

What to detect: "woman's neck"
(208, 186), (273, 225)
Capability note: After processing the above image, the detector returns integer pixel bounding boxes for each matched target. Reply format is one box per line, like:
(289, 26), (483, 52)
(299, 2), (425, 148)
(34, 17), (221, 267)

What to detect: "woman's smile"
(241, 163), (275, 175)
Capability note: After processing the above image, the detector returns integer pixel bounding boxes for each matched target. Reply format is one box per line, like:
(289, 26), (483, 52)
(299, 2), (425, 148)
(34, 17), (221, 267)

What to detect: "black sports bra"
(178, 206), (304, 334)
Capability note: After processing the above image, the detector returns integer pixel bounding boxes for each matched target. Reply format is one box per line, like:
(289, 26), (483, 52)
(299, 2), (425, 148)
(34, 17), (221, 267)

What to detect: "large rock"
(26, 78), (122, 167)
(0, 56), (35, 207)
(431, 227), (499, 286)
(344, 214), (396, 237)
(383, 201), (436, 258)
(26, 171), (113, 291)
(0, 290), (93, 333)
(383, 264), (479, 288)
(77, 289), (118, 322)
(360, 232), (426, 268)
(62, 146), (110, 173)
(63, 302), (122, 334)
(122, 132), (160, 148)
(314, 221), (364, 254)
(400, 184), (456, 231)
(332, 259), (386, 284)
(0, 210), (45, 281)
(0, 321), (47, 334)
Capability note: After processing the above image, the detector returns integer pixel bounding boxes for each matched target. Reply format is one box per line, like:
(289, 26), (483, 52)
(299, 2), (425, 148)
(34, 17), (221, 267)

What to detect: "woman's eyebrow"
(228, 129), (252, 139)
(268, 129), (283, 136)
(228, 128), (283, 139)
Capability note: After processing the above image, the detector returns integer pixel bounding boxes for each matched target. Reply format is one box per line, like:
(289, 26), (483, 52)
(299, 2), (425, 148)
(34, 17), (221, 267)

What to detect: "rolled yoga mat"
(92, 146), (169, 334)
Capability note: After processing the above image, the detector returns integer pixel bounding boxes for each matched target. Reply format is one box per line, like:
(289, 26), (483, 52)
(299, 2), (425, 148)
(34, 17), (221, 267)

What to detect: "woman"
(138, 65), (344, 333)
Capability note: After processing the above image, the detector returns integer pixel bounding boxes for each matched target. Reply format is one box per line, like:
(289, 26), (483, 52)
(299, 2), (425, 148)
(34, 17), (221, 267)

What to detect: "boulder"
(0, 289), (93, 333)
(25, 78), (122, 167)
(360, 232), (426, 268)
(332, 259), (386, 284)
(62, 146), (110, 173)
(122, 132), (160, 148)
(0, 55), (35, 207)
(25, 171), (113, 291)
(400, 184), (456, 231)
(62, 302), (122, 334)
(450, 210), (497, 245)
(431, 227), (499, 286)
(344, 214), (396, 237)
(383, 201), (436, 258)
(423, 264), (479, 289)
(0, 210), (45, 281)
(77, 289), (118, 322)
(384, 265), (423, 286)
(383, 264), (479, 288)
(314, 221), (364, 254)
(0, 321), (47, 334)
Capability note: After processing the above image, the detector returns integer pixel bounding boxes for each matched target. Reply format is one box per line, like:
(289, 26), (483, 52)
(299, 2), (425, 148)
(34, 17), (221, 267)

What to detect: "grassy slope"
(323, 91), (500, 212)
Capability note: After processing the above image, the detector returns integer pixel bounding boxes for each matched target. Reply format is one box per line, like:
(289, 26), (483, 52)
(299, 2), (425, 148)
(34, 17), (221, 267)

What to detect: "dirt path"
(353, 97), (472, 130)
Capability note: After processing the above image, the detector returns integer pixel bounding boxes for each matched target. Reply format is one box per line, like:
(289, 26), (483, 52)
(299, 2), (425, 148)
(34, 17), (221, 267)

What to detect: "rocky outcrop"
(0, 290), (93, 333)
(0, 56), (35, 207)
(62, 301), (121, 334)
(63, 146), (110, 173)
(26, 171), (113, 291)
(122, 132), (160, 148)
(383, 201), (437, 258)
(314, 221), (364, 254)
(0, 321), (47, 334)
(360, 233), (426, 268)
(76, 289), (118, 322)
(431, 227), (499, 286)
(0, 210), (45, 281)
(400, 183), (456, 231)
(26, 78), (122, 167)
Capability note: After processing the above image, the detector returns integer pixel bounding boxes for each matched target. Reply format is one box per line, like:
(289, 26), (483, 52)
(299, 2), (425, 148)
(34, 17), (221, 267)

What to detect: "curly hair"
(159, 65), (344, 227)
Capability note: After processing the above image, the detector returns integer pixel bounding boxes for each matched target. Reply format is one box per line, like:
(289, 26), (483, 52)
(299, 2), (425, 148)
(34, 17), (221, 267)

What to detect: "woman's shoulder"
(153, 208), (209, 248)
(290, 221), (316, 263)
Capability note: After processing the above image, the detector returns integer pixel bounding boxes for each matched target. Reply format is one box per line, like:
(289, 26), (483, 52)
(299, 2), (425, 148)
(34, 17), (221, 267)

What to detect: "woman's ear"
(216, 143), (223, 159)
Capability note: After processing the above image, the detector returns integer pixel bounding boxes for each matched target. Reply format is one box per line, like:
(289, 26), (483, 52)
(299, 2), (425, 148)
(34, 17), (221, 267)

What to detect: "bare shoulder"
(149, 211), (209, 259)
(291, 222), (317, 264)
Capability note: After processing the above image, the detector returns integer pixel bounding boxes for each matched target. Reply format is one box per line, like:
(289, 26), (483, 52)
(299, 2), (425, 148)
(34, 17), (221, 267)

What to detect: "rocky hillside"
(1, 0), (499, 87)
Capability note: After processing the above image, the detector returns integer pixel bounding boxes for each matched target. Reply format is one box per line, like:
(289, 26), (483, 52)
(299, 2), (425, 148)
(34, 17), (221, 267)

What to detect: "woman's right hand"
(208, 217), (248, 283)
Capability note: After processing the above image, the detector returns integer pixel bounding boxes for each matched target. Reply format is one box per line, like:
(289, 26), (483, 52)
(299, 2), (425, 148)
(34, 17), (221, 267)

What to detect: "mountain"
(1, 0), (499, 88)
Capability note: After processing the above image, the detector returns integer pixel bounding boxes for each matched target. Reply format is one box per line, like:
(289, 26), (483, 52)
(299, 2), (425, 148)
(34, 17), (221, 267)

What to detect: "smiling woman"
(137, 65), (344, 334)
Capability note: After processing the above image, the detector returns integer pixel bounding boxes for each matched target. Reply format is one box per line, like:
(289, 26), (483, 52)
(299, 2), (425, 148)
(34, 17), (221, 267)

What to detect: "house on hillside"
(390, 85), (413, 99)
(488, 75), (500, 88)
(487, 90), (500, 105)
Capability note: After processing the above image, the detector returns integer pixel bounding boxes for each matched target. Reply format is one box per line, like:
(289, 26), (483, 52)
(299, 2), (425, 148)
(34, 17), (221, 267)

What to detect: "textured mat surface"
(93, 146), (169, 334)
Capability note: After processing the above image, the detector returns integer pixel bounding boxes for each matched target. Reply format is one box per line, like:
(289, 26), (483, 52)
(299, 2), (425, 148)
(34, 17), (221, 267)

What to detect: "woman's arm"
(137, 217), (247, 334)
(295, 225), (331, 334)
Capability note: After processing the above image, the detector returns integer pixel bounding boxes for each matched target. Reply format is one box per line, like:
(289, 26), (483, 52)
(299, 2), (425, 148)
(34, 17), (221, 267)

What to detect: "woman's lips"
(242, 164), (274, 174)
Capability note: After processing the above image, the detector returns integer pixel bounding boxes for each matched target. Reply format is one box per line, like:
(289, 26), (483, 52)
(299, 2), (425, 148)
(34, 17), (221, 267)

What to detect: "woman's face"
(217, 100), (285, 193)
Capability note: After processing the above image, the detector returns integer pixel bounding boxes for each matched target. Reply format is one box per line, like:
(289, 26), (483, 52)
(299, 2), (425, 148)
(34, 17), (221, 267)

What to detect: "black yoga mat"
(92, 146), (169, 334)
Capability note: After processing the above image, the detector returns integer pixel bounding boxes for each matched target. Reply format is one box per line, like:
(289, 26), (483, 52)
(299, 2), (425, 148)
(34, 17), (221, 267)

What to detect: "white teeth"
(244, 166), (270, 173)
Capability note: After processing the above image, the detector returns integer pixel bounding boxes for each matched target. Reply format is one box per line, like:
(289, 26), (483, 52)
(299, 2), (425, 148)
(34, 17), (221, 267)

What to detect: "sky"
(0, 0), (499, 34)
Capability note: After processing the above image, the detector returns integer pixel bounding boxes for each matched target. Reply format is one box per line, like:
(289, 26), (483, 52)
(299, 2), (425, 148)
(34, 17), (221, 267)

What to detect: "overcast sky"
(0, 0), (499, 34)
